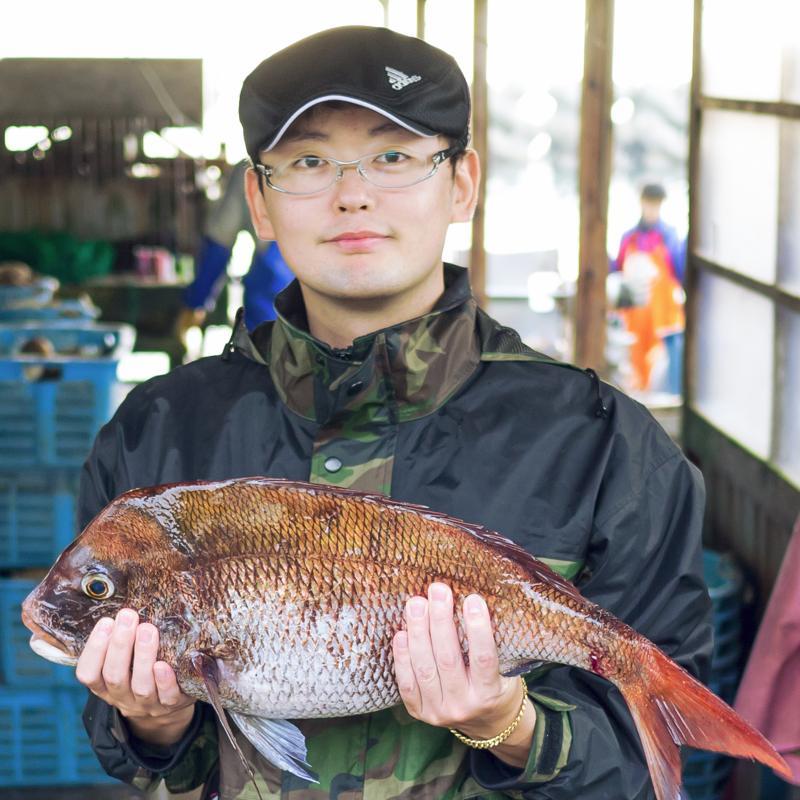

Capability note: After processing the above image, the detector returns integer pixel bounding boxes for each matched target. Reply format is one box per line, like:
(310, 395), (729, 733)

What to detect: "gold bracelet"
(450, 677), (529, 750)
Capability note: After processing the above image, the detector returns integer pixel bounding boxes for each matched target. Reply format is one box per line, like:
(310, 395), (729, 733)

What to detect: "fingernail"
(118, 610), (136, 628)
(409, 598), (426, 618)
(466, 595), (486, 615)
(430, 584), (449, 602)
(138, 626), (153, 644)
(96, 618), (113, 635)
(154, 663), (170, 681)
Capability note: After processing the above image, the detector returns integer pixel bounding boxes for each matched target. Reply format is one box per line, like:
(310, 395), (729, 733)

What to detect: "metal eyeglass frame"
(253, 142), (464, 196)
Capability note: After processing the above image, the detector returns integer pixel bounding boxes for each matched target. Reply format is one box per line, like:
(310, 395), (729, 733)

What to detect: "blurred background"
(0, 1), (798, 798)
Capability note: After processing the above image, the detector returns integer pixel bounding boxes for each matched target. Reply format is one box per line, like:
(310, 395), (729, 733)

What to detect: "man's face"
(641, 198), (663, 225)
(245, 105), (478, 305)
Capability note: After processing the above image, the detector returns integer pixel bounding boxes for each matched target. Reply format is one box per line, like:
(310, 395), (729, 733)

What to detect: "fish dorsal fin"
(431, 517), (588, 602)
(228, 711), (317, 784)
(190, 652), (263, 800)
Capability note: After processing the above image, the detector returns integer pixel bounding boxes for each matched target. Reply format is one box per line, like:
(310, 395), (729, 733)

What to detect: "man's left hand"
(392, 582), (524, 740)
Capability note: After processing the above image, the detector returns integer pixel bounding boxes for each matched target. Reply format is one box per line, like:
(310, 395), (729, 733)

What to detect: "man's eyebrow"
(368, 121), (415, 137)
(279, 129), (329, 144)
(277, 120), (416, 146)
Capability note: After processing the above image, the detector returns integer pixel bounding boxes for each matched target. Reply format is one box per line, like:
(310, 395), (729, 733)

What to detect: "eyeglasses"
(254, 143), (462, 196)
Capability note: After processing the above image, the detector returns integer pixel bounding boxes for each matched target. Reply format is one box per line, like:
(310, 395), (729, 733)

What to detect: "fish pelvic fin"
(189, 652), (264, 800)
(229, 711), (317, 784)
(618, 646), (792, 800)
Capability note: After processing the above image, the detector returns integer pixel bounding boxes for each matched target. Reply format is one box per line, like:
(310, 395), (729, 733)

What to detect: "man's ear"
(244, 167), (277, 240)
(450, 149), (481, 224)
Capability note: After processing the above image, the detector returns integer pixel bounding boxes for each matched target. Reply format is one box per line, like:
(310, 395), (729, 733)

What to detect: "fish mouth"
(21, 606), (79, 667)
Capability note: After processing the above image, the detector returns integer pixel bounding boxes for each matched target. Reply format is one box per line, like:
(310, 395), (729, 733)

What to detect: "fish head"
(22, 496), (186, 667)
(21, 537), (130, 666)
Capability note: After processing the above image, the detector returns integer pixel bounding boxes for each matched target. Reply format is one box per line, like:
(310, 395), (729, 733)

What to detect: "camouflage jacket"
(80, 264), (712, 799)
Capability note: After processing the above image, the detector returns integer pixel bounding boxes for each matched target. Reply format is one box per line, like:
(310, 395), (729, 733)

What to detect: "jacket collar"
(232, 263), (480, 423)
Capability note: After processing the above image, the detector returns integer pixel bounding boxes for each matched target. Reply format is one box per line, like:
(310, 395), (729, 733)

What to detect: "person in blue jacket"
(177, 160), (294, 337)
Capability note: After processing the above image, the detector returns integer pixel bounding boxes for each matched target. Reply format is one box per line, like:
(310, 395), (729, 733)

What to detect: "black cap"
(239, 26), (471, 162)
(641, 183), (666, 201)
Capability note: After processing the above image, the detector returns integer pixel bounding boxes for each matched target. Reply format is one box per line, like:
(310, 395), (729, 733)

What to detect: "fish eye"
(81, 573), (115, 600)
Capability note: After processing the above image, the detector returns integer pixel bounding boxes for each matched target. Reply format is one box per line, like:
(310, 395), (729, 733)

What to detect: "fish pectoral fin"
(229, 711), (318, 784)
(501, 659), (545, 677)
(189, 652), (264, 800)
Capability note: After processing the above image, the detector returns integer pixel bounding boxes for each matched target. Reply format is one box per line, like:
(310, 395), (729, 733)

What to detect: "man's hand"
(392, 582), (534, 764)
(175, 307), (207, 348)
(76, 608), (196, 746)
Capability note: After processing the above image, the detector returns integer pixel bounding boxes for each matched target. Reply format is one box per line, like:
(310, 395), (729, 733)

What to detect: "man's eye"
(292, 156), (327, 170)
(375, 151), (409, 165)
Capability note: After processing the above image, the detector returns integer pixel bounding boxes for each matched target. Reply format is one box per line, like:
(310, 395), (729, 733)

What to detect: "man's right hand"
(76, 608), (196, 746)
(176, 307), (208, 348)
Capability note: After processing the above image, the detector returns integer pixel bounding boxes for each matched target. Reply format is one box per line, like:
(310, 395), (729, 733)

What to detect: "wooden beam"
(684, 0), (703, 413)
(470, 0), (488, 308)
(575, 0), (614, 369)
(701, 95), (800, 120)
(693, 255), (800, 313)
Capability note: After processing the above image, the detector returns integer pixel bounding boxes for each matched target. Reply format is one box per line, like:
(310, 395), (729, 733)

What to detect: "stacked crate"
(0, 307), (134, 787)
(684, 549), (746, 800)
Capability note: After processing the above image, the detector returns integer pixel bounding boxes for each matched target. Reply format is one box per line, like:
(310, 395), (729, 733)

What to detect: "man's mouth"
(327, 231), (390, 253)
(328, 230), (388, 242)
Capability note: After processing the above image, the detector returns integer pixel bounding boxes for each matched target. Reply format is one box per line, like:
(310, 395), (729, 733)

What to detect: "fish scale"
(21, 476), (792, 799)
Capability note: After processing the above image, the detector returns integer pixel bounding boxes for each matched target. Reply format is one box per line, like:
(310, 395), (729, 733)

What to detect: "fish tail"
(617, 646), (792, 800)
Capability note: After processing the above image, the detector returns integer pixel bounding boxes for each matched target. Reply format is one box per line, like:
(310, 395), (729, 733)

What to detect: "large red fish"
(21, 477), (790, 799)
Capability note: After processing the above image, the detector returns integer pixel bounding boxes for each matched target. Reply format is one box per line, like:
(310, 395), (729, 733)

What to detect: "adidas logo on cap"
(385, 66), (422, 91)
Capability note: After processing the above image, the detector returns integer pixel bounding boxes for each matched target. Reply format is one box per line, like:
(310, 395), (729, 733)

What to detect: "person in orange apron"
(611, 184), (686, 394)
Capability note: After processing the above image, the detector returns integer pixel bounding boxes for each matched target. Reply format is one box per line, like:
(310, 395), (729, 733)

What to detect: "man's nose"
(332, 165), (374, 212)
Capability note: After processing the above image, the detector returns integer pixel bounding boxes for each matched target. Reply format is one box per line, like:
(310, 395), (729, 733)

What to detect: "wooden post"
(575, 0), (614, 369)
(470, 0), (488, 308)
(684, 0), (703, 413)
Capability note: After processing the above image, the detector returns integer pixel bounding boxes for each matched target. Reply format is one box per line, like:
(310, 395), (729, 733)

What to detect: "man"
(177, 160), (294, 336)
(609, 184), (686, 395)
(76, 26), (711, 800)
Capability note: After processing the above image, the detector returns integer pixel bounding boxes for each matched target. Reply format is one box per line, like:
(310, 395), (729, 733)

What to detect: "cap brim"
(262, 95), (438, 152)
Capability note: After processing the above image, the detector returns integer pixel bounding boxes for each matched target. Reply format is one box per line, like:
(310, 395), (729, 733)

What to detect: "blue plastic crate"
(0, 323), (134, 468)
(0, 686), (114, 786)
(0, 279), (58, 311)
(0, 469), (79, 569)
(684, 553), (745, 800)
(0, 299), (100, 323)
(710, 636), (741, 674)
(0, 322), (133, 359)
(703, 550), (743, 618)
(684, 749), (732, 800)
(0, 577), (80, 687)
(703, 550), (745, 673)
(707, 666), (740, 706)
